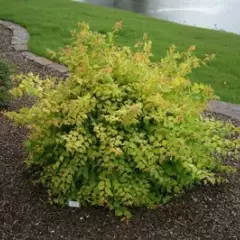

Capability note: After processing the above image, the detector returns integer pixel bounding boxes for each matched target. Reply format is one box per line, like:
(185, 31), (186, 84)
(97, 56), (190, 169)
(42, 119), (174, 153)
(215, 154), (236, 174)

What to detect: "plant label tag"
(68, 200), (80, 208)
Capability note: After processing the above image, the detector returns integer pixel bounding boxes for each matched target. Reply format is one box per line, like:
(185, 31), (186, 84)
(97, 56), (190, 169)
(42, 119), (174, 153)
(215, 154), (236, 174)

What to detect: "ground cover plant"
(6, 22), (240, 219)
(0, 0), (240, 102)
(0, 60), (12, 107)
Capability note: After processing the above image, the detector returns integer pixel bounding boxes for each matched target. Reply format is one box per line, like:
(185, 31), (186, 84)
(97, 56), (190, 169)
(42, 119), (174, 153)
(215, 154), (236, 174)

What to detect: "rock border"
(208, 100), (240, 121)
(0, 20), (240, 121)
(0, 20), (68, 74)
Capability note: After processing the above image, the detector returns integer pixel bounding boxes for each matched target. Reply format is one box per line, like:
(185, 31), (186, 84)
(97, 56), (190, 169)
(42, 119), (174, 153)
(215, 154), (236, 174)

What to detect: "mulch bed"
(1, 24), (240, 240)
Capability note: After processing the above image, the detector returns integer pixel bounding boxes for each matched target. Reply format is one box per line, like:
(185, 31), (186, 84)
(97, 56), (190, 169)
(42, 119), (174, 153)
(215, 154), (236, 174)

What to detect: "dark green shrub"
(0, 60), (12, 107)
(6, 22), (240, 219)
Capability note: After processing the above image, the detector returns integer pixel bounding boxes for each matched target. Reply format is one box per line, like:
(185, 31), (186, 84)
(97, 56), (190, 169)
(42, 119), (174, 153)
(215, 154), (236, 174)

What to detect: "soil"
(1, 24), (240, 240)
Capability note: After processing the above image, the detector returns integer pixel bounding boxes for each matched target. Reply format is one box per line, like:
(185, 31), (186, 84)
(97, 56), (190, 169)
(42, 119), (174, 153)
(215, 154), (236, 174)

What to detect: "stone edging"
(0, 20), (240, 121)
(208, 101), (240, 121)
(0, 20), (68, 74)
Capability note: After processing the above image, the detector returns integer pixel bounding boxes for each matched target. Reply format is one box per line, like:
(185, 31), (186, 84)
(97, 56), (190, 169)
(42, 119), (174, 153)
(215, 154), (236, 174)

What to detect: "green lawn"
(0, 0), (240, 103)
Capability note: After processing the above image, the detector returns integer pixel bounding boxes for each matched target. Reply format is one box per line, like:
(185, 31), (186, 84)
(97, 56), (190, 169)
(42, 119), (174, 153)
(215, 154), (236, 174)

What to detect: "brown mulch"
(1, 24), (240, 240)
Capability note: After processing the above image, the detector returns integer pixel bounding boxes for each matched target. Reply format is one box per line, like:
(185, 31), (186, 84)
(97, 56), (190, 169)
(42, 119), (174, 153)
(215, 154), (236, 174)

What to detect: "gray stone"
(12, 44), (28, 51)
(209, 100), (240, 121)
(12, 38), (26, 45)
(33, 57), (54, 66)
(0, 21), (14, 28)
(48, 63), (68, 73)
(0, 21), (29, 48)
(22, 52), (53, 66)
(21, 51), (38, 60)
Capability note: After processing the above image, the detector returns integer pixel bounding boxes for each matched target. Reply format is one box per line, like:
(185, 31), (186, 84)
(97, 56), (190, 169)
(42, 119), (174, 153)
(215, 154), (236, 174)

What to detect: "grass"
(0, 0), (240, 103)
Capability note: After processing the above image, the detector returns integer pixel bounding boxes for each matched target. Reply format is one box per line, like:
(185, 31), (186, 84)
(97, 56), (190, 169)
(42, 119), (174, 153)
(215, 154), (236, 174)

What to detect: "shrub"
(6, 22), (240, 219)
(0, 60), (12, 107)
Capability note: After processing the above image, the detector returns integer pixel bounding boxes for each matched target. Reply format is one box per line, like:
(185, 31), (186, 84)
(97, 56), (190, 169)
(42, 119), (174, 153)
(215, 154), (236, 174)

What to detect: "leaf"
(83, 166), (89, 179)
(67, 174), (73, 184)
(115, 209), (123, 217)
(28, 86), (37, 96)
(173, 186), (180, 193)
(123, 209), (132, 219)
(98, 182), (105, 191)
(105, 188), (112, 196)
(162, 196), (171, 204)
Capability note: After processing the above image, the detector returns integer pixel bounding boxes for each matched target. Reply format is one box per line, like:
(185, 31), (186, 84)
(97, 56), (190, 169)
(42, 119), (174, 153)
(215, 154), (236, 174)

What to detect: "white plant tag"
(68, 200), (80, 208)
